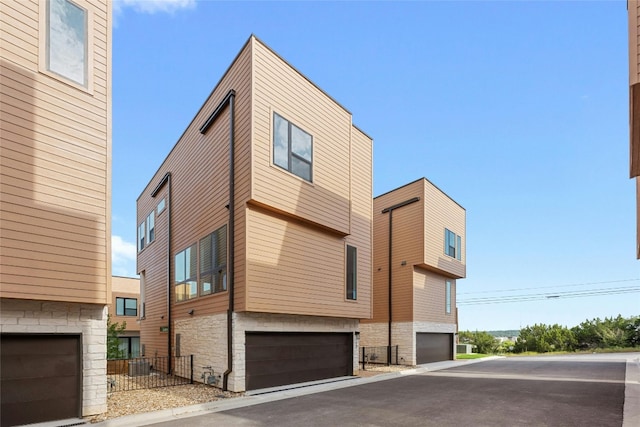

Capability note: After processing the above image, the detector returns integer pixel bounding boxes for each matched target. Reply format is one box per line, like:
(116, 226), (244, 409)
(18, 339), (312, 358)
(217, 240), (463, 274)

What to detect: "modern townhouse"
(360, 178), (465, 365)
(0, 0), (112, 425)
(137, 35), (372, 392)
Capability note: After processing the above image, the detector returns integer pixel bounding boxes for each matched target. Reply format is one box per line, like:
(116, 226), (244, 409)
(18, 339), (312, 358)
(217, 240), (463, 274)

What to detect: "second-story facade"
(0, 0), (112, 424)
(360, 178), (466, 365)
(137, 35), (372, 392)
(108, 276), (141, 358)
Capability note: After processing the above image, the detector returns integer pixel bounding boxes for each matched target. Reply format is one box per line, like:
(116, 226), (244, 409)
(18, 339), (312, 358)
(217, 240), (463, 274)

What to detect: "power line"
(457, 278), (639, 296)
(457, 286), (640, 305)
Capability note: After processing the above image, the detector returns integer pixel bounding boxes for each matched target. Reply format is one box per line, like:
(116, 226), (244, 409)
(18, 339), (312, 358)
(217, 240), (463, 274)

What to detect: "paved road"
(149, 354), (633, 427)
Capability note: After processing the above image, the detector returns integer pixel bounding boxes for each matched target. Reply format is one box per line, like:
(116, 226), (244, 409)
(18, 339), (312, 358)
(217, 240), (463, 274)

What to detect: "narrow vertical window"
(444, 228), (462, 260)
(47, 0), (87, 86)
(175, 244), (197, 302)
(445, 280), (452, 314)
(147, 211), (155, 244)
(346, 245), (357, 300)
(140, 271), (146, 318)
(456, 235), (462, 261)
(199, 225), (227, 295)
(138, 222), (145, 252)
(157, 198), (166, 214)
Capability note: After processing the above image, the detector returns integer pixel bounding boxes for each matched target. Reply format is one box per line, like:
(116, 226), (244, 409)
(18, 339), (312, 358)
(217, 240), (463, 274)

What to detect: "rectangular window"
(199, 225), (227, 296)
(157, 198), (166, 214)
(137, 222), (145, 252)
(116, 297), (137, 316)
(445, 280), (452, 314)
(346, 245), (357, 300)
(147, 211), (155, 244)
(444, 228), (462, 260)
(175, 244), (197, 302)
(273, 113), (313, 182)
(140, 271), (146, 318)
(47, 0), (87, 86)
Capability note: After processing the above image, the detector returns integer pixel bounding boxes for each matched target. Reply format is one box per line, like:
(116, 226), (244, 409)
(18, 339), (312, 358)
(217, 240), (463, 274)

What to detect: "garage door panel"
(245, 332), (352, 391)
(416, 333), (453, 364)
(1, 334), (81, 427)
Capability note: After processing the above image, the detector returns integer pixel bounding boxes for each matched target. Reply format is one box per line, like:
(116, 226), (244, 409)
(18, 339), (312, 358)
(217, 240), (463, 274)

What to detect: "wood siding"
(413, 267), (456, 324)
(251, 38), (352, 236)
(0, 0), (111, 304)
(136, 39), (252, 357)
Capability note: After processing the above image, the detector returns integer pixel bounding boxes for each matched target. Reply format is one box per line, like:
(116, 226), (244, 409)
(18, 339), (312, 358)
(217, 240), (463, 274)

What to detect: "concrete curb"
(623, 356), (640, 427)
(94, 357), (501, 427)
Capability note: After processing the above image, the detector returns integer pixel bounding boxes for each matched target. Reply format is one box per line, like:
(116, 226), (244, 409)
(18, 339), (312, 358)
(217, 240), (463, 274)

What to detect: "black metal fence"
(107, 355), (193, 393)
(359, 346), (398, 370)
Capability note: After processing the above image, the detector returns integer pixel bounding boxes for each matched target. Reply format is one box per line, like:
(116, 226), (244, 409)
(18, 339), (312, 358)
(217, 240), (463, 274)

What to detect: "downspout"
(151, 172), (172, 372)
(381, 197), (420, 365)
(199, 89), (236, 391)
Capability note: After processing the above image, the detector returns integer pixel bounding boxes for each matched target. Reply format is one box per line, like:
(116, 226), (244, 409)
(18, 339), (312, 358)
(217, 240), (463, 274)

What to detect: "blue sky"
(111, 0), (638, 331)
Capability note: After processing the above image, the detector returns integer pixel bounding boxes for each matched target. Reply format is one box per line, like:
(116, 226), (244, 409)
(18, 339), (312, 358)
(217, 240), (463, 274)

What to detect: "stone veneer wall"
(0, 298), (108, 416)
(173, 313), (227, 387)
(359, 321), (457, 366)
(228, 312), (360, 392)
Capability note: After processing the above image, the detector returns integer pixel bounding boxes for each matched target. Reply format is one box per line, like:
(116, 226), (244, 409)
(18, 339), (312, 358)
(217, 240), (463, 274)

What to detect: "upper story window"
(175, 244), (197, 302)
(157, 198), (166, 215)
(116, 297), (137, 317)
(199, 225), (227, 296)
(444, 228), (462, 261)
(46, 0), (88, 86)
(346, 245), (357, 300)
(146, 211), (155, 244)
(273, 113), (313, 182)
(137, 221), (145, 252)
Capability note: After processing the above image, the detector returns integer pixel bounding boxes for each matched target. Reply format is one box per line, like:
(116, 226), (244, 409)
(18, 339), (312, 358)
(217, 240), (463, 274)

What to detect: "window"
(445, 280), (452, 314)
(175, 245), (197, 302)
(46, 0), (88, 86)
(140, 272), (146, 318)
(157, 198), (166, 214)
(199, 225), (227, 296)
(146, 211), (155, 244)
(346, 245), (357, 300)
(116, 297), (137, 316)
(273, 113), (313, 182)
(137, 222), (145, 252)
(444, 228), (462, 260)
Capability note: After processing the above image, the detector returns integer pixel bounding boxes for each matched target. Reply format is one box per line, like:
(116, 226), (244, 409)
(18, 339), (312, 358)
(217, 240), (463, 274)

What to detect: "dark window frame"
(116, 297), (138, 317)
(346, 245), (357, 300)
(199, 225), (228, 296)
(174, 244), (197, 303)
(273, 112), (313, 182)
(444, 228), (462, 260)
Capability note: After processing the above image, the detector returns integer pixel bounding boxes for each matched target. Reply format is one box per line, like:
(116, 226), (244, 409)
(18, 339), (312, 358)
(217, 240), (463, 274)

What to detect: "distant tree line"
(459, 315), (640, 354)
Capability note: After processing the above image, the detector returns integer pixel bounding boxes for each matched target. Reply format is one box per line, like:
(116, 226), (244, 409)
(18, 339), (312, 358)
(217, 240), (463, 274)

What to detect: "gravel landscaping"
(88, 365), (413, 423)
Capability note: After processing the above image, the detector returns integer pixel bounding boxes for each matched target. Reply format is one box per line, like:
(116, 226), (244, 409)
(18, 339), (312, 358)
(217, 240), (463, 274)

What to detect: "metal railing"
(359, 345), (398, 370)
(107, 355), (193, 393)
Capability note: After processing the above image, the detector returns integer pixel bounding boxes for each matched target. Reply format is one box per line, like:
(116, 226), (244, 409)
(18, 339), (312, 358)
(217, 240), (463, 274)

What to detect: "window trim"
(157, 198), (166, 215)
(444, 228), (462, 261)
(445, 280), (452, 314)
(137, 221), (145, 252)
(199, 225), (228, 297)
(146, 211), (155, 245)
(272, 112), (313, 182)
(346, 245), (357, 300)
(174, 244), (197, 303)
(116, 297), (138, 317)
(38, 0), (95, 93)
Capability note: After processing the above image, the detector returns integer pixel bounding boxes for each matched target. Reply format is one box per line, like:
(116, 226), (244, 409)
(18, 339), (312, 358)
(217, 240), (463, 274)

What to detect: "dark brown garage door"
(416, 333), (453, 364)
(245, 332), (352, 391)
(1, 334), (81, 427)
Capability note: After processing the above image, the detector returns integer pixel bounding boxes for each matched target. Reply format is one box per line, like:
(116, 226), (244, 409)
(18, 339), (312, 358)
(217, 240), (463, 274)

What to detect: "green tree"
(515, 324), (575, 353)
(626, 316), (640, 347)
(573, 315), (632, 349)
(459, 330), (499, 354)
(107, 314), (127, 360)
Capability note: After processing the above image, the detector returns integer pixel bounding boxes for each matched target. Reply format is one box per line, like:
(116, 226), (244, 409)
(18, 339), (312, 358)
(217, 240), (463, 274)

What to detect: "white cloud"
(114, 0), (196, 15)
(112, 235), (137, 277)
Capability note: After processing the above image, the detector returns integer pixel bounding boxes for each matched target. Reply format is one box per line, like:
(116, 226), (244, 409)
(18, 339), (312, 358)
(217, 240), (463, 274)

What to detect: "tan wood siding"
(246, 205), (369, 319)
(344, 126), (372, 318)
(251, 38), (351, 235)
(413, 268), (456, 324)
(422, 180), (466, 279)
(109, 277), (141, 332)
(137, 40), (252, 356)
(0, 0), (111, 304)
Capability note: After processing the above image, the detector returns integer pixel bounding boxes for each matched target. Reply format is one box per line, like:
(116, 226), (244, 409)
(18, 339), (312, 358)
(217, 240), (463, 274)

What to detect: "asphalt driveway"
(114, 354), (637, 427)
